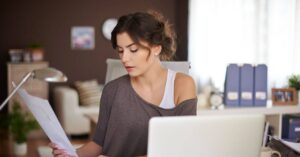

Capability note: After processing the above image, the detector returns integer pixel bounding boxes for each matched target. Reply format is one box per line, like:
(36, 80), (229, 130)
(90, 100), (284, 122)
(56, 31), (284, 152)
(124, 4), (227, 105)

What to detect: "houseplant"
(288, 74), (300, 104)
(288, 74), (300, 91)
(7, 101), (39, 155)
(28, 43), (44, 62)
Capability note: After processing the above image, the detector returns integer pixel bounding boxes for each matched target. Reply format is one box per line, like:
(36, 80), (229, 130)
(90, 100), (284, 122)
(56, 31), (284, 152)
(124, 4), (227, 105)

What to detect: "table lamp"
(0, 67), (67, 111)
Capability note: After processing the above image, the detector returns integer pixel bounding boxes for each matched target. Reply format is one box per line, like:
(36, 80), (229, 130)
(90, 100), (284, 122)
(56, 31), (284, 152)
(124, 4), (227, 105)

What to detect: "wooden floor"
(0, 130), (89, 157)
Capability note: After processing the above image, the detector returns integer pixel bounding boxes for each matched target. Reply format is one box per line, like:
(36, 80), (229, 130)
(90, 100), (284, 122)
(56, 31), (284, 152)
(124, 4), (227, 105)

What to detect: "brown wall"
(0, 0), (188, 111)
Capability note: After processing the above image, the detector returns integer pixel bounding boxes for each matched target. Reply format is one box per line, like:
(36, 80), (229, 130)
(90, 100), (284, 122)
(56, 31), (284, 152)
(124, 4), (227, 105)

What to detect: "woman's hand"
(48, 142), (76, 157)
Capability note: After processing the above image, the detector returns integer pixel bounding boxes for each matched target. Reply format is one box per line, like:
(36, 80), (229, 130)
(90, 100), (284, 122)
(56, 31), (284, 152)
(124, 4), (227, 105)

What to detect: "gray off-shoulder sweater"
(93, 75), (197, 157)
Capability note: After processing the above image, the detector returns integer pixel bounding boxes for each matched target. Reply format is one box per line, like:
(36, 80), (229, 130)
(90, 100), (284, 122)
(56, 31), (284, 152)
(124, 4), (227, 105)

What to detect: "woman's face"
(116, 32), (159, 77)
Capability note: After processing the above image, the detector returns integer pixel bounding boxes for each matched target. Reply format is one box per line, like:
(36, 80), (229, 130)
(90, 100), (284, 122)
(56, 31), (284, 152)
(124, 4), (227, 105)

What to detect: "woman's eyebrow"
(126, 43), (136, 48)
(116, 43), (136, 48)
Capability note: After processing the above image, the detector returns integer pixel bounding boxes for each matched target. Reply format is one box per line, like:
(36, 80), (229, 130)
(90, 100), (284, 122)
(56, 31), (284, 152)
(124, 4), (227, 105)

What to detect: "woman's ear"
(152, 45), (162, 56)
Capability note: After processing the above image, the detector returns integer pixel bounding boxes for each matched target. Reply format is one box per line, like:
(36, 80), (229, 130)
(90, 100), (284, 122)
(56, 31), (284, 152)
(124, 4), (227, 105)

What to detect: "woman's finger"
(48, 142), (60, 149)
(52, 148), (67, 155)
(48, 142), (76, 157)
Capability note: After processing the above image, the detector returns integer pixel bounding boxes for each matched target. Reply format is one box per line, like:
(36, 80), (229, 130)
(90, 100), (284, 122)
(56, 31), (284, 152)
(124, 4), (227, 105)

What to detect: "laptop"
(147, 114), (265, 157)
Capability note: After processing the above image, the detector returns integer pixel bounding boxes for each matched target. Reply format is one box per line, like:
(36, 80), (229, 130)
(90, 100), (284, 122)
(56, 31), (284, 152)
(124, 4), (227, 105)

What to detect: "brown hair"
(111, 11), (177, 61)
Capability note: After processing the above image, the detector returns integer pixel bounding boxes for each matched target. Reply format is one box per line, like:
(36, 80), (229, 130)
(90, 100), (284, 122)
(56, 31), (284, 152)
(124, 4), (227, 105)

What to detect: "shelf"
(197, 104), (300, 116)
(196, 103), (300, 138)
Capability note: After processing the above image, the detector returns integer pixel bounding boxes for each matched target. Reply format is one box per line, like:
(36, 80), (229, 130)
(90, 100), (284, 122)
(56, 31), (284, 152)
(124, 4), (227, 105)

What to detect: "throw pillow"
(74, 79), (102, 106)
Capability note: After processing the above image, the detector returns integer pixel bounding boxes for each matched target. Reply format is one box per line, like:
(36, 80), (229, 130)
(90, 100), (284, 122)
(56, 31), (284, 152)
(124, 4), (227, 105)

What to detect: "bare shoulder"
(174, 72), (197, 105)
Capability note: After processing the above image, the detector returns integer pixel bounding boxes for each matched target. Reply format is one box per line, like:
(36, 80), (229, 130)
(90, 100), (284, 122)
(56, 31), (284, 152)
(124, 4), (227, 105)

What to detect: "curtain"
(188, 0), (299, 94)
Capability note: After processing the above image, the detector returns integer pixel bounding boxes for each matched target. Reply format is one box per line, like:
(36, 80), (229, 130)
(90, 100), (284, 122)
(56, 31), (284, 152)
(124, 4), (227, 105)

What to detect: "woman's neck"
(131, 61), (167, 89)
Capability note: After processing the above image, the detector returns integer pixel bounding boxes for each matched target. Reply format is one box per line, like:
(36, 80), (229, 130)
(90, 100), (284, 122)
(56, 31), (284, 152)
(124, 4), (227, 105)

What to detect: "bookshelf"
(197, 103), (300, 138)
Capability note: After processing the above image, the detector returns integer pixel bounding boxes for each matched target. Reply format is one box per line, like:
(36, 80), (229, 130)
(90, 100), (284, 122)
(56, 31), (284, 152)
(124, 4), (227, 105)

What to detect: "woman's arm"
(174, 73), (197, 105)
(49, 141), (102, 157)
(76, 141), (102, 157)
(173, 73), (197, 115)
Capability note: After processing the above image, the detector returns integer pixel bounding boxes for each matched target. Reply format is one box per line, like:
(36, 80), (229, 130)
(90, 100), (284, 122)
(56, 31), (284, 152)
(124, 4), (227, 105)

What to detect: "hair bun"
(111, 10), (177, 61)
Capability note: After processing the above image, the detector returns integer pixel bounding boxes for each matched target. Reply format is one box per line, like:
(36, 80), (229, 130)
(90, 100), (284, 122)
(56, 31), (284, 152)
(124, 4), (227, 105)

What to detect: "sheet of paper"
(279, 138), (300, 153)
(17, 88), (77, 156)
(273, 136), (300, 153)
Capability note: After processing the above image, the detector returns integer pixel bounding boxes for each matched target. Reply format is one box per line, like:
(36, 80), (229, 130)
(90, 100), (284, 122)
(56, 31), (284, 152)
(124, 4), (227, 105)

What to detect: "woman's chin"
(127, 71), (141, 77)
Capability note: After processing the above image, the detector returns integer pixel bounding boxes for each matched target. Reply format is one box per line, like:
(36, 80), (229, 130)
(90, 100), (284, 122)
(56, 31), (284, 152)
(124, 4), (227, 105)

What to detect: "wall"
(0, 0), (188, 111)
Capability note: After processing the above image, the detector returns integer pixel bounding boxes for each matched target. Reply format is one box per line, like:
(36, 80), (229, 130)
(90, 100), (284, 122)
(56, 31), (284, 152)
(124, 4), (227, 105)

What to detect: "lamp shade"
(0, 67), (67, 111)
(32, 68), (67, 82)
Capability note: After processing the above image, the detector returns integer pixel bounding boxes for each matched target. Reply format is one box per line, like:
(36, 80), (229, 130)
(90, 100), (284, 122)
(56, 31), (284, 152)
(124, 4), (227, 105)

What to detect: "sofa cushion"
(78, 106), (100, 115)
(74, 79), (102, 106)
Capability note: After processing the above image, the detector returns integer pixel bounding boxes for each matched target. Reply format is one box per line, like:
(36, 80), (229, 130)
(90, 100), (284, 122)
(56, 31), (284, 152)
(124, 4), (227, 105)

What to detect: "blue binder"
(239, 64), (254, 107)
(282, 115), (300, 141)
(254, 64), (268, 106)
(224, 64), (240, 107)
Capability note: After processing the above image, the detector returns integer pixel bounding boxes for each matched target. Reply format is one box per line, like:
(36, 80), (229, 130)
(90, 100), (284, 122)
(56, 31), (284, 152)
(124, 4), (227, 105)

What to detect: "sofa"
(54, 86), (102, 135)
(54, 58), (191, 135)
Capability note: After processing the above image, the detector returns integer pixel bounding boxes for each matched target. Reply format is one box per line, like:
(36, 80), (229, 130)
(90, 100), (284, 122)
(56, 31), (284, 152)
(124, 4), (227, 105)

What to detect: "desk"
(84, 113), (98, 138)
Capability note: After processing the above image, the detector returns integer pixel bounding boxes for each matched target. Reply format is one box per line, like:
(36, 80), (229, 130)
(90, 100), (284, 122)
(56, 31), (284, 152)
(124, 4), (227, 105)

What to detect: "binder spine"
(254, 64), (268, 107)
(224, 64), (240, 107)
(239, 64), (254, 107)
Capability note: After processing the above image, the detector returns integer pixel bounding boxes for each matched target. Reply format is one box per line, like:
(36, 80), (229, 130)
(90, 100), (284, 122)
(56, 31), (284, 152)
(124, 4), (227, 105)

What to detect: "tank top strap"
(159, 69), (177, 109)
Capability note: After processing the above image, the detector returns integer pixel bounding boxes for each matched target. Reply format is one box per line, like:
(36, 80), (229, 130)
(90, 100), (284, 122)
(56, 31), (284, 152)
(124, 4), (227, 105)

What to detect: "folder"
(224, 64), (240, 107)
(254, 64), (268, 106)
(282, 115), (300, 141)
(239, 64), (254, 107)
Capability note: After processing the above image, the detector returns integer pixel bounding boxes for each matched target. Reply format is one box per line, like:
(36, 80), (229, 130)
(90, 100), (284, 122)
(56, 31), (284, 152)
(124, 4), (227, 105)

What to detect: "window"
(189, 0), (300, 93)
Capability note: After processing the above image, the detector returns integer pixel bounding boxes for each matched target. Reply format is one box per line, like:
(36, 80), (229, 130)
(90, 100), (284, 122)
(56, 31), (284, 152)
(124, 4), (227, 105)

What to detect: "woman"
(50, 11), (197, 157)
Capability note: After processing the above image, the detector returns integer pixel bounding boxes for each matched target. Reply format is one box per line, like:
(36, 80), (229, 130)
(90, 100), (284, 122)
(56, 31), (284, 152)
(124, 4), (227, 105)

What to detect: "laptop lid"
(147, 114), (265, 157)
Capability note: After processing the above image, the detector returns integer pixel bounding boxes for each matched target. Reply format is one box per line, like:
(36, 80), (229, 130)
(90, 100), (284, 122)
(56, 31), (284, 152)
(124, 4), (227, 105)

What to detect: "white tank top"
(159, 69), (177, 109)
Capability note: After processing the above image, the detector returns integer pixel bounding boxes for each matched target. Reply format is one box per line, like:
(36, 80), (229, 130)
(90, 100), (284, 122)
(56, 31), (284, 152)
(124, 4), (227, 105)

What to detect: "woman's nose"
(121, 51), (130, 62)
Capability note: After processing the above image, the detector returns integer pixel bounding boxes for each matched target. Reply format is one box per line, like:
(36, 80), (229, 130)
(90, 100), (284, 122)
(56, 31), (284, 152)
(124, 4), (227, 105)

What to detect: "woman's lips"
(125, 66), (134, 72)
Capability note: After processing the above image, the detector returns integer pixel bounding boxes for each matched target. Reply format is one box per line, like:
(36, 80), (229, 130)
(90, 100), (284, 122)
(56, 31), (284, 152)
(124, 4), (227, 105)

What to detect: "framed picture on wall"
(272, 88), (298, 105)
(71, 26), (95, 50)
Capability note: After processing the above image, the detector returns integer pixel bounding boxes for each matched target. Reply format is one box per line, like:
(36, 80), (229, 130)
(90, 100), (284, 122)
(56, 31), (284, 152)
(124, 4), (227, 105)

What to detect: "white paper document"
(279, 138), (300, 153)
(273, 136), (300, 153)
(17, 88), (77, 156)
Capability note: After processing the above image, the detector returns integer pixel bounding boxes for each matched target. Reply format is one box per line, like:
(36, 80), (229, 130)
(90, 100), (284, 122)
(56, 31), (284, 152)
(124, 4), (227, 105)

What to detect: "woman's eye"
(117, 50), (123, 53)
(130, 49), (138, 53)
